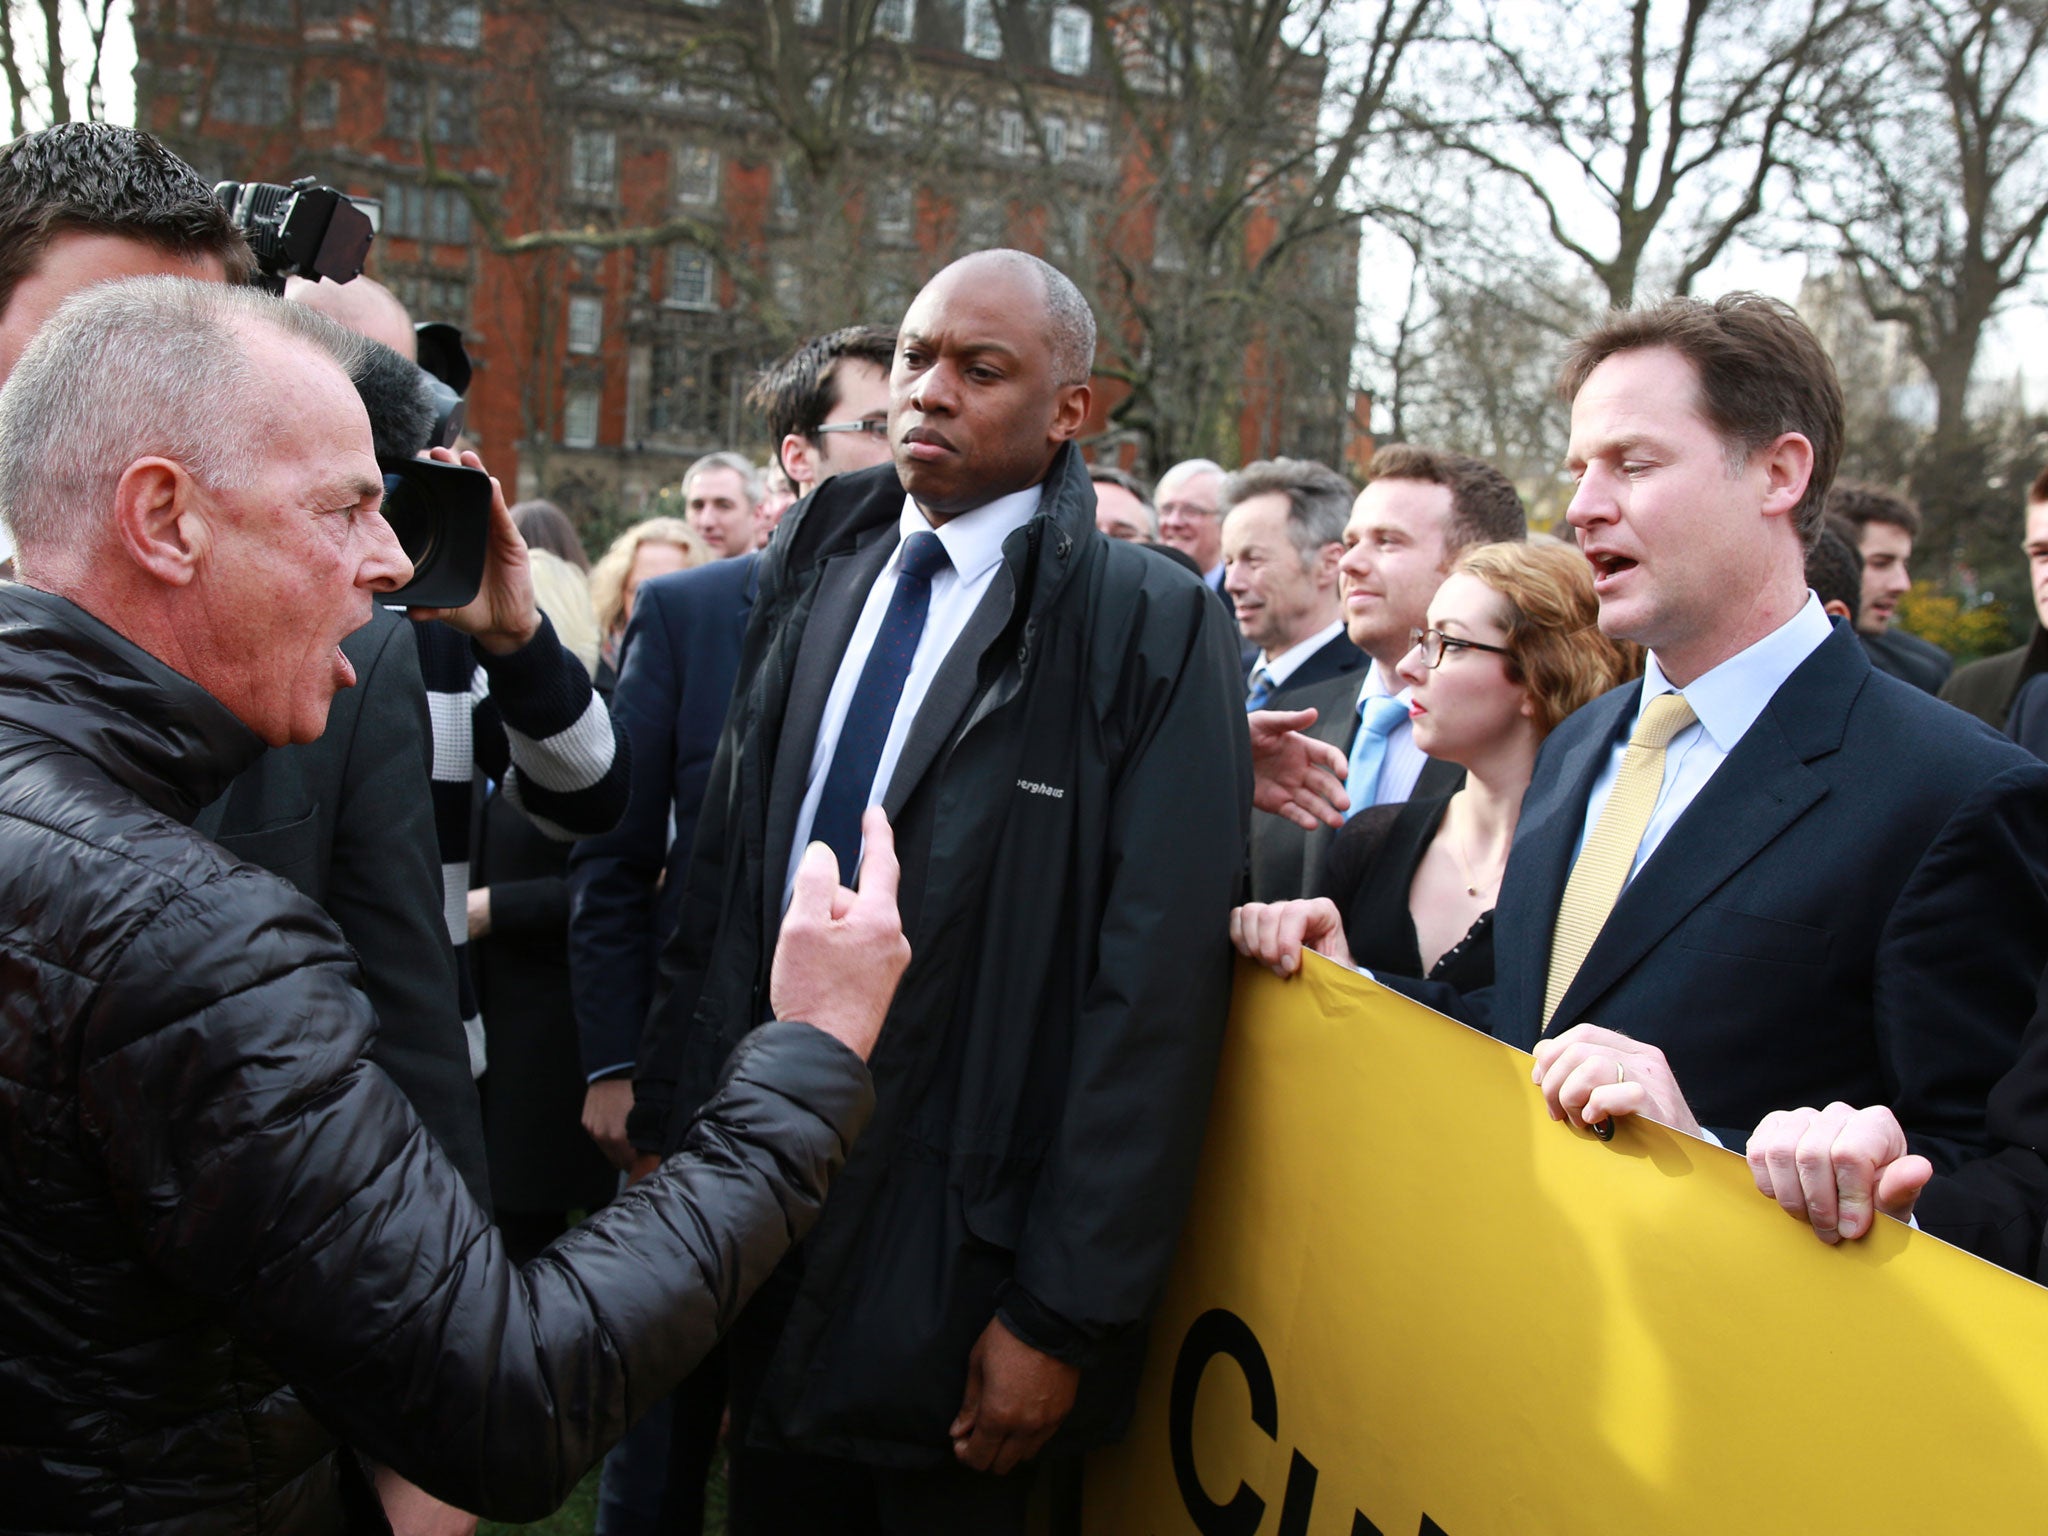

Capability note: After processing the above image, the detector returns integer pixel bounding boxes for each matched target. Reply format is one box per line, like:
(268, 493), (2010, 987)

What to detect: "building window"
(1049, 5), (1090, 74)
(771, 257), (802, 314)
(905, 90), (935, 128)
(648, 337), (733, 441)
(301, 77), (339, 130)
(667, 246), (716, 310)
(386, 76), (471, 142)
(963, 0), (1001, 59)
(381, 183), (471, 244)
(1042, 115), (1066, 162)
(961, 195), (1002, 249)
(569, 127), (617, 200)
(391, 271), (470, 324)
(873, 180), (913, 240)
(390, 0), (483, 49)
(1082, 118), (1108, 162)
(793, 0), (823, 20)
(947, 98), (979, 148)
(563, 385), (600, 449)
(997, 109), (1025, 157)
(674, 143), (720, 206)
(212, 58), (290, 125)
(863, 90), (891, 135)
(567, 294), (604, 355)
(875, 0), (914, 42)
(774, 164), (803, 223)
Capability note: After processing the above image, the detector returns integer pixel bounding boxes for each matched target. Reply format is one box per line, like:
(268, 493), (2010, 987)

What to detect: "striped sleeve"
(473, 614), (631, 842)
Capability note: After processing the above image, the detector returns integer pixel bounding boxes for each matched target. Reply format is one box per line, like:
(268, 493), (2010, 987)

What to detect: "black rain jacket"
(0, 582), (872, 1532)
(635, 445), (1251, 1465)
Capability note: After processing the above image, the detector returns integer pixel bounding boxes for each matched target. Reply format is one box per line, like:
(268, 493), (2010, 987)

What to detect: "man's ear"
(780, 432), (818, 491)
(1315, 539), (1344, 590)
(1756, 431), (1815, 521)
(112, 457), (206, 587)
(1824, 598), (1855, 623)
(1049, 382), (1091, 444)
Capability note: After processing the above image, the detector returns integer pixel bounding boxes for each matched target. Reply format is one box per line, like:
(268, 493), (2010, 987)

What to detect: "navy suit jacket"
(567, 552), (758, 1079)
(1387, 624), (2048, 1164)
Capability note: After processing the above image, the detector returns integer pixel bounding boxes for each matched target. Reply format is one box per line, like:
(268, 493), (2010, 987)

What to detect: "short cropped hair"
(949, 249), (1095, 386)
(589, 515), (707, 635)
(1808, 522), (1864, 623)
(511, 499), (591, 572)
(0, 275), (365, 559)
(1827, 480), (1922, 542)
(1362, 443), (1528, 556)
(1222, 457), (1353, 566)
(2029, 464), (2048, 505)
(746, 325), (897, 460)
(1090, 464), (1156, 534)
(682, 450), (764, 510)
(0, 123), (255, 316)
(1454, 540), (1641, 735)
(1559, 292), (1844, 548)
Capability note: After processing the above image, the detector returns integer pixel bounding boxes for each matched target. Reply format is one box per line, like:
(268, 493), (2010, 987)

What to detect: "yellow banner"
(1083, 956), (2048, 1535)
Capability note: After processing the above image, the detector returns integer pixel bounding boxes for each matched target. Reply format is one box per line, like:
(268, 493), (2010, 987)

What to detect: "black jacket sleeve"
(85, 871), (872, 1522)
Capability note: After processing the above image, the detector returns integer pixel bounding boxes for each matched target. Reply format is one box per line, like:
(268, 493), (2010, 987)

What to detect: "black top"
(1315, 793), (1495, 992)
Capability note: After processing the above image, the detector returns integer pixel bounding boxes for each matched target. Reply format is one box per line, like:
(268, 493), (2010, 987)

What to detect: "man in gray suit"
(1247, 444), (1526, 901)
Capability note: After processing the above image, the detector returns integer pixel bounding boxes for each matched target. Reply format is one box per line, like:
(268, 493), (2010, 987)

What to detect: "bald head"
(286, 273), (415, 359)
(930, 249), (1095, 386)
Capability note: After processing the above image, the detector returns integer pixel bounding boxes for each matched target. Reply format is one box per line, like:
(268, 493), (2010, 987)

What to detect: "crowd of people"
(7, 118), (2048, 1536)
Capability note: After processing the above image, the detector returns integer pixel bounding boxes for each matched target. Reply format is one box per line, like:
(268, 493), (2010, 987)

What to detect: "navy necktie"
(810, 530), (951, 882)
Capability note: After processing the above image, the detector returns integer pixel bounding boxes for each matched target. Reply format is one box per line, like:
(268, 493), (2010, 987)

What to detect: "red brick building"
(135, 0), (1364, 524)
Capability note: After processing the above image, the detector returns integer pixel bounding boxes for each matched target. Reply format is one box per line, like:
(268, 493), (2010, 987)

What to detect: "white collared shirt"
(1248, 621), (1345, 702)
(1355, 660), (1430, 807)
(783, 486), (1041, 899)
(1573, 594), (1835, 880)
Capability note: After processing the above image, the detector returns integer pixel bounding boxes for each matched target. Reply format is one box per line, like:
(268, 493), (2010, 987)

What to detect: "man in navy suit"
(1334, 294), (2048, 1164)
(568, 326), (895, 1156)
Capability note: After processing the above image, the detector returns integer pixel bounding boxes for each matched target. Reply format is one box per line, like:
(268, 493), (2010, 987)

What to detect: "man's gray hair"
(1221, 457), (1353, 567)
(1157, 457), (1226, 500)
(683, 449), (765, 510)
(0, 275), (367, 559)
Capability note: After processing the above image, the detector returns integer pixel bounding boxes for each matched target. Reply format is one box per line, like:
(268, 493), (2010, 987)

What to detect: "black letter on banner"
(1275, 1450), (1319, 1535)
(1419, 1519), (1451, 1535)
(1351, 1514), (1385, 1536)
(1169, 1308), (1277, 1536)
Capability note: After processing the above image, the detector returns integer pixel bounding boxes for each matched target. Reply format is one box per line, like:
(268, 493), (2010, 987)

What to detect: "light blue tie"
(1344, 694), (1410, 819)
(1245, 665), (1275, 712)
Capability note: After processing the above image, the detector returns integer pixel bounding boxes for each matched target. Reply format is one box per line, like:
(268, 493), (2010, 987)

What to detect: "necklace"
(1443, 815), (1500, 899)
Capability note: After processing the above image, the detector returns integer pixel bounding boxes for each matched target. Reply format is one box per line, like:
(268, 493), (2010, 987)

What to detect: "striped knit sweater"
(412, 614), (629, 1076)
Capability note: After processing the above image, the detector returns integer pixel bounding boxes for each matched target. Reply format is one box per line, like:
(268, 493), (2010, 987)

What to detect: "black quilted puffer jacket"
(0, 582), (873, 1533)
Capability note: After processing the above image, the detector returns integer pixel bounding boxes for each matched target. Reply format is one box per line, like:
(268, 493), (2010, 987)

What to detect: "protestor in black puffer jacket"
(0, 278), (903, 1533)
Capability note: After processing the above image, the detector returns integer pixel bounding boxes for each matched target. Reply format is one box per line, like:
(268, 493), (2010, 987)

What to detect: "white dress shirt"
(1248, 621), (1345, 702)
(1574, 594), (1834, 880)
(1355, 661), (1430, 807)
(783, 487), (1041, 900)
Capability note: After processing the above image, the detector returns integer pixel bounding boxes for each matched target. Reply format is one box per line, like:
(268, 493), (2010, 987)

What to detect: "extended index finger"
(854, 806), (901, 909)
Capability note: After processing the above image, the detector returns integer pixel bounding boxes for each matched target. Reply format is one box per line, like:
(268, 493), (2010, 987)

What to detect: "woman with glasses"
(1232, 540), (1639, 988)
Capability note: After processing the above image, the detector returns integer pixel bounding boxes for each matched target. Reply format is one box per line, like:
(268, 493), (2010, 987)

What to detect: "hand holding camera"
(403, 447), (541, 655)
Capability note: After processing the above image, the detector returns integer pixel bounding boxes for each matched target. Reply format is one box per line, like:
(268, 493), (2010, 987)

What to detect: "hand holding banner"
(1084, 956), (2048, 1535)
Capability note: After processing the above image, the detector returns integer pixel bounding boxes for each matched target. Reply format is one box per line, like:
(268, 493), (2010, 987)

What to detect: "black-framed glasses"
(1410, 627), (1514, 669)
(815, 419), (889, 438)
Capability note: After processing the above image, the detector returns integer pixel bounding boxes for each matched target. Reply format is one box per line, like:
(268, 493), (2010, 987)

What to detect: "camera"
(213, 176), (376, 293)
(379, 455), (492, 610)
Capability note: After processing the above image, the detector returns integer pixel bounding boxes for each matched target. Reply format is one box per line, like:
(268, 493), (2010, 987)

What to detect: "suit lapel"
(1544, 632), (1862, 1031)
(881, 560), (1018, 820)
(761, 527), (896, 932)
(1493, 688), (1633, 1047)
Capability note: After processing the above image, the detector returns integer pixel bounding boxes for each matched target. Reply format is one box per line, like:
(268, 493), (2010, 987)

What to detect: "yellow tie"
(1542, 692), (1698, 1030)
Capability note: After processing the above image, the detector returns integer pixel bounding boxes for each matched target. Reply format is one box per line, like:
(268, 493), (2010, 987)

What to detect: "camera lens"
(382, 471), (439, 568)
